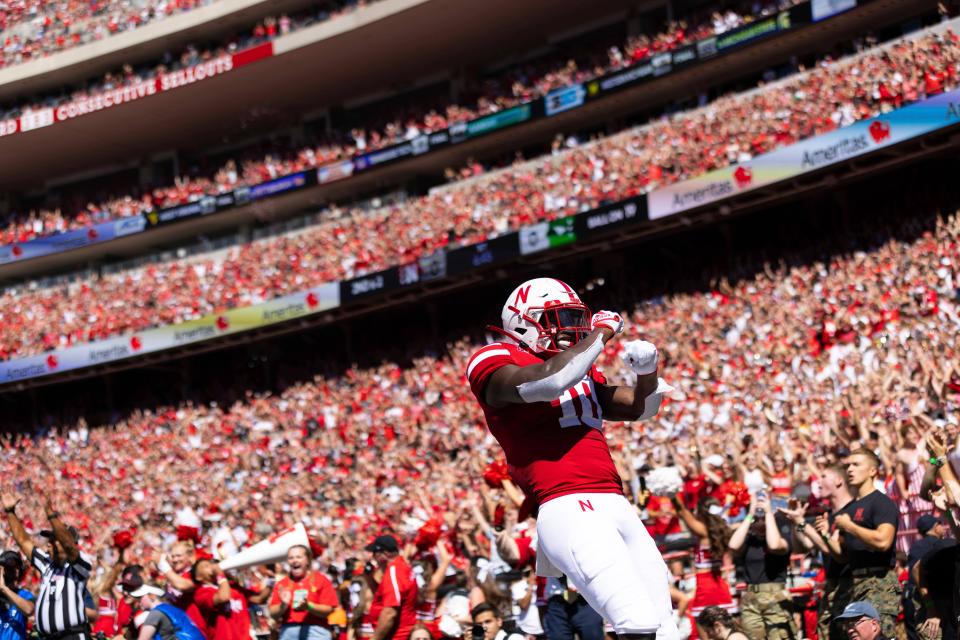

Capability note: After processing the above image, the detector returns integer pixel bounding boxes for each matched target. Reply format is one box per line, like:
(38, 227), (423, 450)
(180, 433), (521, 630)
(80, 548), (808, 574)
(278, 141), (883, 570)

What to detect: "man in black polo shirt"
(832, 449), (899, 639)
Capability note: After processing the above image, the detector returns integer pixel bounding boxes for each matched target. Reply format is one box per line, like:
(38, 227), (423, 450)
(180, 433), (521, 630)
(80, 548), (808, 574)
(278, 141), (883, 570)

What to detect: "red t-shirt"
(368, 557), (418, 640)
(166, 570), (208, 638)
(466, 342), (622, 505)
(194, 584), (251, 640)
(92, 593), (132, 636)
(268, 571), (339, 627)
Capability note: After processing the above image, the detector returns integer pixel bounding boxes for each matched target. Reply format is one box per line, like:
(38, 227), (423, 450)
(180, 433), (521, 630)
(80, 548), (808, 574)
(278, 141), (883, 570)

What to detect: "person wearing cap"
(916, 542), (959, 640)
(904, 515), (954, 640)
(365, 535), (417, 640)
(834, 601), (887, 640)
(123, 581), (205, 640)
(0, 550), (35, 640)
(190, 558), (250, 640)
(0, 491), (93, 640)
(268, 545), (339, 640)
(831, 450), (900, 639)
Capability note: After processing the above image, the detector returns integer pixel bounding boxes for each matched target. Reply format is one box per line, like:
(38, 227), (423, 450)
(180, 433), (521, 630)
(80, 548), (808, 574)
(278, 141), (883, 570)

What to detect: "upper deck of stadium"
(0, 0), (927, 190)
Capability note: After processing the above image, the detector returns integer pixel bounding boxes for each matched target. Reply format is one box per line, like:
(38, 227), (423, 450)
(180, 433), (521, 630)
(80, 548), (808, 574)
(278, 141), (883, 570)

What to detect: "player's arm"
(483, 317), (620, 407)
(596, 337), (663, 421)
(595, 374), (659, 421)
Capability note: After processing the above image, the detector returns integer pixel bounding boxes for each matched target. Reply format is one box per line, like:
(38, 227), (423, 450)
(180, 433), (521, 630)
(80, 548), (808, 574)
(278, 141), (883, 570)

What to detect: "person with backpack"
(124, 581), (207, 640)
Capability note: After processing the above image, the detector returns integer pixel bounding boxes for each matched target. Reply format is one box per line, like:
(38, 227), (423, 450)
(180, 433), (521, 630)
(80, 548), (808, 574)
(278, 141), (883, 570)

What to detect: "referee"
(1, 491), (92, 640)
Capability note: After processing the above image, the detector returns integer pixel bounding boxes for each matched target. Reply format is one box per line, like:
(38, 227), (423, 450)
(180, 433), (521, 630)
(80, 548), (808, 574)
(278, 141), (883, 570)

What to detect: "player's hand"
(591, 310), (623, 342)
(620, 340), (659, 376)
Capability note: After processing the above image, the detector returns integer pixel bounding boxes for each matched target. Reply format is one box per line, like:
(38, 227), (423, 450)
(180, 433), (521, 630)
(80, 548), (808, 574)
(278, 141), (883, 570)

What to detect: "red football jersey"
(194, 584), (251, 640)
(466, 342), (623, 505)
(368, 556), (419, 640)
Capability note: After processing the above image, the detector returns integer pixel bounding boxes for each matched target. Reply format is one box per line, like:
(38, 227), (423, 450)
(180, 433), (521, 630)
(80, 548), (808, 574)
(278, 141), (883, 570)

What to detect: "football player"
(466, 278), (676, 640)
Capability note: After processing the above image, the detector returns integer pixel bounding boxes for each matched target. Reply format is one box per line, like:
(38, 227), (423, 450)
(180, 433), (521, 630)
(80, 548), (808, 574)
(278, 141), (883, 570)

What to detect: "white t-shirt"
(510, 580), (544, 635)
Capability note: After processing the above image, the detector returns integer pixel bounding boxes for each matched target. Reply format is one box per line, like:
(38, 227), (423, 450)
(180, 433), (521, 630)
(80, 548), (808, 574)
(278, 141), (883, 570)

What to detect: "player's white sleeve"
(637, 378), (673, 420)
(517, 334), (603, 403)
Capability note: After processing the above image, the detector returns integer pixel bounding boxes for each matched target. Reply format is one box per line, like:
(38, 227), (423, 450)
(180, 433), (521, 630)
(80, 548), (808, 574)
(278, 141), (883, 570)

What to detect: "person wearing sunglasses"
(834, 602), (887, 640)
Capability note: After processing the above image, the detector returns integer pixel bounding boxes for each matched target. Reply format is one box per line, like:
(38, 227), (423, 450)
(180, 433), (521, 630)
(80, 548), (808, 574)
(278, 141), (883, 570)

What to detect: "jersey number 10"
(554, 378), (602, 429)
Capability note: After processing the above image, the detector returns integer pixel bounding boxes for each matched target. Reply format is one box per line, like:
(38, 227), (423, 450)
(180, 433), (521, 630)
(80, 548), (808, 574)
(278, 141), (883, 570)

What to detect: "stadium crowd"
(0, 0), (217, 68)
(0, 201), (957, 639)
(0, 0), (813, 245)
(0, 25), (958, 361)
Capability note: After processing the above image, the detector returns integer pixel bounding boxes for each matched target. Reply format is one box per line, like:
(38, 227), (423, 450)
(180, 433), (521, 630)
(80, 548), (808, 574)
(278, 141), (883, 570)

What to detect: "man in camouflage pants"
(832, 450), (900, 639)
(780, 465), (853, 640)
(730, 493), (797, 639)
(740, 584), (797, 640)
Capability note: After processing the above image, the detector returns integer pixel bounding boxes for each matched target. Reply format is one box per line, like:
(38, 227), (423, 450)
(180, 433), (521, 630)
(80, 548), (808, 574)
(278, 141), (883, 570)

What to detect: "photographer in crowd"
(469, 603), (523, 640)
(0, 550), (34, 640)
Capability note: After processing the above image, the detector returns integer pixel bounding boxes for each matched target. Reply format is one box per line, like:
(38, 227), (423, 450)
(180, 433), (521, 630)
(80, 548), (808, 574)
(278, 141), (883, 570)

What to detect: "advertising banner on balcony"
(0, 217), (141, 265)
(648, 87), (960, 220)
(0, 282), (339, 384)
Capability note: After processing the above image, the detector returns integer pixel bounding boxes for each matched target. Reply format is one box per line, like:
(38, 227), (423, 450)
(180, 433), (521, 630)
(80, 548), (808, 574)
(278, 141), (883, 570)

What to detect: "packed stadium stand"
(0, 1), (958, 640)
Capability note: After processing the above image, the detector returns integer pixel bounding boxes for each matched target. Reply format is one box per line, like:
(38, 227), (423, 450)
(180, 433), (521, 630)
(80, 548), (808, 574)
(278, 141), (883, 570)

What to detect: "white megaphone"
(219, 523), (310, 571)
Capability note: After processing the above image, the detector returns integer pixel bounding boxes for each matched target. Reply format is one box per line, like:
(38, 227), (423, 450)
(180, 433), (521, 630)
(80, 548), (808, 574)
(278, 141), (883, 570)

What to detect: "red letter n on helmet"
(514, 285), (531, 306)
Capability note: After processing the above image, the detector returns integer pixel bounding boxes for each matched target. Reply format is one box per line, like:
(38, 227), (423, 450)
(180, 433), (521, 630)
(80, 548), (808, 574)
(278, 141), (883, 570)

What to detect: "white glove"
(591, 310), (624, 336)
(620, 339), (659, 375)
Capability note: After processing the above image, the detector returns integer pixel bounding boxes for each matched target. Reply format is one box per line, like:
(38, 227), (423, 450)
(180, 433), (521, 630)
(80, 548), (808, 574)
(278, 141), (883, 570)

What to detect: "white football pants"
(536, 492), (680, 639)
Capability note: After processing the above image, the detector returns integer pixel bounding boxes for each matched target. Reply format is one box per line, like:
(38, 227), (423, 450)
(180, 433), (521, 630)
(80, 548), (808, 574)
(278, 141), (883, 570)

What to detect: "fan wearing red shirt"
(158, 541), (208, 637)
(465, 278), (677, 640)
(191, 559), (251, 640)
(366, 536), (418, 640)
(269, 545), (339, 640)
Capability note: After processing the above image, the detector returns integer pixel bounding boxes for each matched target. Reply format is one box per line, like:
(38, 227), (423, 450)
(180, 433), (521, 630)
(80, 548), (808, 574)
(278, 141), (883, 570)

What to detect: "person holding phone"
(728, 492), (795, 639)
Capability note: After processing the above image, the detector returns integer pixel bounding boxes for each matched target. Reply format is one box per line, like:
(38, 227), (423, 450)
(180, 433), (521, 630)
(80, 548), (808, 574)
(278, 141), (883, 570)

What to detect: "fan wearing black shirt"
(779, 464), (853, 640)
(832, 449), (899, 639)
(729, 492), (796, 640)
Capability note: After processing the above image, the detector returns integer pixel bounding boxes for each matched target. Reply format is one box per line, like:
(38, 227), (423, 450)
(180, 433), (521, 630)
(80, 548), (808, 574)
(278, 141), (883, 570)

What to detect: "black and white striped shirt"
(31, 548), (92, 636)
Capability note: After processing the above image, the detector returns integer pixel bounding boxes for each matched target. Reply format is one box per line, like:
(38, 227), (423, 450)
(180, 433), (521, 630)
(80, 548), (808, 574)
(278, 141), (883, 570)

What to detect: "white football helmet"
(495, 278), (591, 353)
